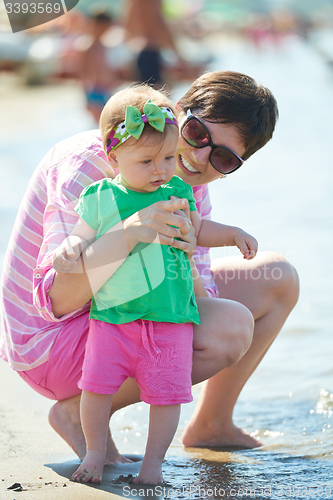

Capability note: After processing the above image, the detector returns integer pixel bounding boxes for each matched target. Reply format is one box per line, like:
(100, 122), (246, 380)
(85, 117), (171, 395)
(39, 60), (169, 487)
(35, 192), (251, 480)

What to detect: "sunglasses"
(181, 109), (244, 175)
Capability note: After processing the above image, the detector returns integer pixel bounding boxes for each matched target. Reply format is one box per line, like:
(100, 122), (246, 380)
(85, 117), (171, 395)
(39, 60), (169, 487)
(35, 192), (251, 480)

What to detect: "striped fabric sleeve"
(0, 129), (112, 369)
(33, 266), (90, 323)
(32, 160), (104, 321)
(192, 184), (219, 298)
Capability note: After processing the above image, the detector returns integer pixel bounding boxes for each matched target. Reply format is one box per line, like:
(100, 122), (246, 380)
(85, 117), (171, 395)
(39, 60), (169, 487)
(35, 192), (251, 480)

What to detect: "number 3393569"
(5, 3), (61, 14)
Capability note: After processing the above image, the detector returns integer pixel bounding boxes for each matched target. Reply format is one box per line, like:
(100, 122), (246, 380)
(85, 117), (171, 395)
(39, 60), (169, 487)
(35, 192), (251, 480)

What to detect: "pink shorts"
(18, 311), (90, 400)
(79, 319), (193, 405)
(17, 287), (216, 401)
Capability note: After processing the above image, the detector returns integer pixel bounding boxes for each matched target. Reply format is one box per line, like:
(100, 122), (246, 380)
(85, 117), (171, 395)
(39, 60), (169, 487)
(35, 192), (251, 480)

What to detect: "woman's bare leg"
(49, 377), (141, 463)
(190, 297), (254, 384)
(49, 395), (86, 459)
(181, 252), (299, 448)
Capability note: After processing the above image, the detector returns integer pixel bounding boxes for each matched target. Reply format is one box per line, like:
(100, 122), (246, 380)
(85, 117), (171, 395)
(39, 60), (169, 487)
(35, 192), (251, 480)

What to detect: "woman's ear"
(107, 151), (119, 168)
(174, 101), (186, 120)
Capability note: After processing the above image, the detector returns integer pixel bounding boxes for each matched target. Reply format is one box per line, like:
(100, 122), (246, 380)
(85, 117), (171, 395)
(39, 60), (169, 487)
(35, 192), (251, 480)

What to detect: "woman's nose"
(189, 145), (211, 165)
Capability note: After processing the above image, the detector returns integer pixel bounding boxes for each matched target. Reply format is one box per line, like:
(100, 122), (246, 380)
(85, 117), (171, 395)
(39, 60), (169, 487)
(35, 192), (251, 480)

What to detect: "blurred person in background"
(80, 9), (123, 122)
(124, 0), (191, 86)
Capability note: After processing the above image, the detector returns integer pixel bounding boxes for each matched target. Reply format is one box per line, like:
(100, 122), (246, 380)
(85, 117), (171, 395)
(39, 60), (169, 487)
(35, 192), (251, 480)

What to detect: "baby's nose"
(154, 162), (166, 174)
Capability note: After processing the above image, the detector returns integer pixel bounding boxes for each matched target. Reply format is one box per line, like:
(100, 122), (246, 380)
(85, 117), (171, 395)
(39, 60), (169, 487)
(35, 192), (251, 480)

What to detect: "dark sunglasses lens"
(211, 147), (240, 174)
(182, 118), (210, 147)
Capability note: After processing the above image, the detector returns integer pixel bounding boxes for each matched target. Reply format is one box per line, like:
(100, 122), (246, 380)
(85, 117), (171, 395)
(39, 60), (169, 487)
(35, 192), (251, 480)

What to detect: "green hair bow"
(105, 100), (178, 153)
(125, 100), (166, 139)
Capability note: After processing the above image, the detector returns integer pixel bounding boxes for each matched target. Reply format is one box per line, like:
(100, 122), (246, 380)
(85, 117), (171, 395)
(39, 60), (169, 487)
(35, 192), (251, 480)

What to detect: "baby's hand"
(52, 238), (78, 273)
(234, 229), (258, 260)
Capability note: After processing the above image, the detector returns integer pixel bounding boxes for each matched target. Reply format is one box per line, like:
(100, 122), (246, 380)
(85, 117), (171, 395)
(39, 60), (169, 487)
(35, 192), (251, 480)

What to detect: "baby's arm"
(52, 217), (97, 273)
(196, 219), (258, 260)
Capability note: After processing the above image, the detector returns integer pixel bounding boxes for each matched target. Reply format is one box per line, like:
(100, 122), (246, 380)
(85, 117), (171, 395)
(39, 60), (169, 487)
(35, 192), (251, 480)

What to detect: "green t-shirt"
(75, 175), (200, 325)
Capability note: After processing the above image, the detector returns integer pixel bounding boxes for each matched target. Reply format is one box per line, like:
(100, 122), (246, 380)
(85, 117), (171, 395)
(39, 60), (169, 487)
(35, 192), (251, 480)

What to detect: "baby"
(53, 84), (258, 485)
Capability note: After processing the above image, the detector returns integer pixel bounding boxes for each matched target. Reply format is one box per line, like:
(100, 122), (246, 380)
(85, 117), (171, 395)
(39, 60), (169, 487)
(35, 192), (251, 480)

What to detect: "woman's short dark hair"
(178, 70), (279, 160)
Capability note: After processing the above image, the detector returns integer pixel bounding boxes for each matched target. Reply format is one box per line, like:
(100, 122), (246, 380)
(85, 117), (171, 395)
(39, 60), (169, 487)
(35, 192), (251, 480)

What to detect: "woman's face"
(175, 109), (246, 187)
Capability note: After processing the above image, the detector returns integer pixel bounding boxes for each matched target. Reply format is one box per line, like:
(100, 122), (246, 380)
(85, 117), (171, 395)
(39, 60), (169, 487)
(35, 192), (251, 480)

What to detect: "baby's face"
(115, 127), (178, 193)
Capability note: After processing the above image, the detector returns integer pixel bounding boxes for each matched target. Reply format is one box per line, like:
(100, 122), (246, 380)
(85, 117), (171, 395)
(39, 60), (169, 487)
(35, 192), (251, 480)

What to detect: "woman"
(0, 71), (299, 463)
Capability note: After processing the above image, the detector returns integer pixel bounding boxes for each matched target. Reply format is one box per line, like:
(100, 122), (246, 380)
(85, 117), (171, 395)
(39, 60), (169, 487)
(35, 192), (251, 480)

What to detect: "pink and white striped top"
(0, 130), (218, 371)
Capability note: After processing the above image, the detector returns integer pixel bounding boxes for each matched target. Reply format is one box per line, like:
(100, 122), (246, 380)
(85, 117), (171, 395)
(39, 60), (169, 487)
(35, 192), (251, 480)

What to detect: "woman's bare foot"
(49, 396), (87, 460)
(105, 431), (133, 465)
(182, 420), (263, 449)
(72, 450), (105, 484)
(49, 398), (133, 463)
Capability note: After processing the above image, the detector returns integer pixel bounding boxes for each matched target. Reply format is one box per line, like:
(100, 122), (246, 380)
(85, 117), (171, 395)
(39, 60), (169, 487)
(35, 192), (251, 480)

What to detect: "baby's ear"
(107, 151), (118, 168)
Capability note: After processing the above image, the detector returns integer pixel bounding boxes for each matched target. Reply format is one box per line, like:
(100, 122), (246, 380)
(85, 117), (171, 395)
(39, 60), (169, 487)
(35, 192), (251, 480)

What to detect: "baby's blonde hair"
(100, 84), (176, 153)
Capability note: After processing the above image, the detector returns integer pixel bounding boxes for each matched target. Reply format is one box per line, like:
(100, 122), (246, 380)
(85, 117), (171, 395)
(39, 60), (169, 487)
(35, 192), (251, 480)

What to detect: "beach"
(1, 33), (333, 499)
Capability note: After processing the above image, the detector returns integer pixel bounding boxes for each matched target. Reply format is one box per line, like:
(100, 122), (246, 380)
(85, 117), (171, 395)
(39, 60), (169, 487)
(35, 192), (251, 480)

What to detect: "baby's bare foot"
(72, 450), (105, 484)
(133, 456), (163, 485)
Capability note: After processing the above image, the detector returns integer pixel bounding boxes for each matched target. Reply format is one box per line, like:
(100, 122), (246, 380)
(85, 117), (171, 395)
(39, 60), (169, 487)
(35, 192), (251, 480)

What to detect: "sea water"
(0, 34), (333, 499)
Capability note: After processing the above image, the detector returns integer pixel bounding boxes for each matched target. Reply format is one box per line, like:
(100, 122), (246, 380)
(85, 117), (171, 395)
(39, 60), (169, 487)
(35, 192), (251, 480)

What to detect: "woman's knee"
(198, 299), (254, 367)
(194, 297), (253, 368)
(263, 252), (300, 308)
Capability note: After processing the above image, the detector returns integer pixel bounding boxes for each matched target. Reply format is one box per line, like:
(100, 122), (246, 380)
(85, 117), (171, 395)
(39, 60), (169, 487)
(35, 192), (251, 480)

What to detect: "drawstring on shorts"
(141, 320), (161, 358)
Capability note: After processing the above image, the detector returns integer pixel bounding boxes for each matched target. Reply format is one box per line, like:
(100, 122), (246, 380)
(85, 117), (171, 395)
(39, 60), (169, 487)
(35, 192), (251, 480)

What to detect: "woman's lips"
(179, 155), (200, 174)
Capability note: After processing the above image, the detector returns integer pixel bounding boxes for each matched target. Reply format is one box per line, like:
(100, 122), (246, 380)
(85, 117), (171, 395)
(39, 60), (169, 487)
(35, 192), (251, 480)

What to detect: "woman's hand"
(167, 195), (197, 255)
(233, 229), (258, 260)
(123, 198), (192, 250)
(173, 221), (197, 255)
